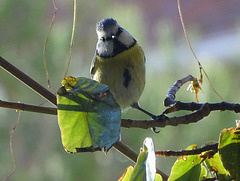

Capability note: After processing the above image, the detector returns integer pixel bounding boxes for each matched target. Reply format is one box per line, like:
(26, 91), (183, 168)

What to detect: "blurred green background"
(1, 0), (240, 180)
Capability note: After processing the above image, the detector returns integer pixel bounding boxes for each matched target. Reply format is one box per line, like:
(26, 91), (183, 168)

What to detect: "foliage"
(118, 123), (240, 180)
(168, 145), (203, 181)
(119, 138), (162, 181)
(219, 126), (240, 180)
(204, 151), (231, 180)
(55, 75), (240, 180)
(57, 76), (121, 153)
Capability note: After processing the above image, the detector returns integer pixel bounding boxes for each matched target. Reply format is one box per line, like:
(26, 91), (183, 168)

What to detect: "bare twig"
(1, 66), (239, 130)
(63, 0), (77, 78)
(0, 57), (171, 179)
(2, 99), (239, 129)
(164, 101), (240, 114)
(155, 143), (218, 157)
(0, 100), (56, 115)
(43, 0), (58, 89)
(0, 57), (57, 105)
(163, 74), (240, 114)
(164, 75), (197, 106)
(122, 103), (211, 128)
(177, 0), (223, 100)
(3, 111), (21, 181)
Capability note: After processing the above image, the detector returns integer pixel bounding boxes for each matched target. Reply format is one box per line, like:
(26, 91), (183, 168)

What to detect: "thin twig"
(3, 112), (21, 181)
(163, 74), (240, 114)
(122, 103), (211, 128)
(2, 100), (240, 128)
(164, 75), (197, 106)
(0, 100), (57, 115)
(0, 57), (57, 105)
(0, 57), (171, 179)
(177, 0), (224, 100)
(63, 0), (77, 78)
(155, 143), (218, 157)
(164, 101), (240, 114)
(43, 0), (58, 89)
(1, 69), (239, 129)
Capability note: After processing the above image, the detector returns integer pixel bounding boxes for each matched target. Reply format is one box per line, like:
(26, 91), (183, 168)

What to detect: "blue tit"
(90, 18), (155, 118)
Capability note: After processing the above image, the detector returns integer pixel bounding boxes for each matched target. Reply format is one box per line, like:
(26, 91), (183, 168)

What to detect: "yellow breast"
(92, 43), (146, 109)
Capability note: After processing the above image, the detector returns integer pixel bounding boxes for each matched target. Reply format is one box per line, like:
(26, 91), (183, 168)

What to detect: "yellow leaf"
(187, 79), (203, 103)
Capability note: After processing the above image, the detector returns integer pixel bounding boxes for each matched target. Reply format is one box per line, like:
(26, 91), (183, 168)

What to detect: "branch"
(1, 73), (240, 129)
(43, 0), (58, 89)
(0, 56), (169, 180)
(122, 74), (240, 128)
(5, 98), (239, 130)
(122, 103), (211, 128)
(164, 101), (240, 114)
(0, 56), (57, 105)
(164, 75), (198, 106)
(0, 98), (211, 130)
(177, 0), (223, 100)
(0, 100), (56, 115)
(0, 100), (217, 129)
(155, 143), (218, 157)
(163, 75), (240, 114)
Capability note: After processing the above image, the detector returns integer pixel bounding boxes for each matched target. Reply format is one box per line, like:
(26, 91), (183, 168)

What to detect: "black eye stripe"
(100, 27), (122, 42)
(100, 37), (112, 41)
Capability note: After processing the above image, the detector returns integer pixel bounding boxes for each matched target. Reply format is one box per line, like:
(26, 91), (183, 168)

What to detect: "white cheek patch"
(97, 31), (107, 39)
(97, 40), (114, 57)
(118, 30), (135, 48)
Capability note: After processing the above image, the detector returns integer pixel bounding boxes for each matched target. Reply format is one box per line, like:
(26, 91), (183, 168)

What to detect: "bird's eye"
(111, 34), (116, 39)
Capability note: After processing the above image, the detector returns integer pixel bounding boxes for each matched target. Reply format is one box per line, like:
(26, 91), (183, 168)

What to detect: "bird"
(90, 18), (156, 119)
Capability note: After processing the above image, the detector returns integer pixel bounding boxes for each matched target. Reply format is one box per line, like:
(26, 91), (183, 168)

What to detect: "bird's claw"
(151, 127), (160, 133)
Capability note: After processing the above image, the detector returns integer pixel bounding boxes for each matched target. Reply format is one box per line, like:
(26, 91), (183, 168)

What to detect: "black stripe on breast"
(123, 68), (131, 88)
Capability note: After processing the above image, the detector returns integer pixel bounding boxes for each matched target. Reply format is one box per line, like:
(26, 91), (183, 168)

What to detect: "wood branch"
(0, 100), (56, 115)
(0, 99), (210, 128)
(164, 75), (198, 106)
(2, 99), (238, 129)
(0, 56), (57, 105)
(155, 143), (218, 157)
(163, 101), (240, 114)
(122, 103), (211, 128)
(0, 56), (172, 180)
(163, 74), (240, 115)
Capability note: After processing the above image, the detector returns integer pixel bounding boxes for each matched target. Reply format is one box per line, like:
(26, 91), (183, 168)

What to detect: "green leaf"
(118, 166), (134, 181)
(129, 137), (156, 181)
(200, 164), (210, 180)
(119, 167), (162, 181)
(57, 76), (121, 153)
(154, 173), (163, 181)
(118, 137), (162, 181)
(204, 151), (231, 180)
(219, 127), (240, 180)
(168, 144), (202, 181)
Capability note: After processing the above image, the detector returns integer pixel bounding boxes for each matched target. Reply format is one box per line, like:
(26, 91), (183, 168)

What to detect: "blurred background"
(1, 0), (240, 180)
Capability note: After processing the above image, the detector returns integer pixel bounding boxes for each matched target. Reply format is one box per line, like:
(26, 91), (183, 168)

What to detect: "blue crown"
(96, 18), (117, 31)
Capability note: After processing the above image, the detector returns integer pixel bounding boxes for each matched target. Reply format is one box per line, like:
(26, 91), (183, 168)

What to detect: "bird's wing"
(90, 53), (97, 79)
